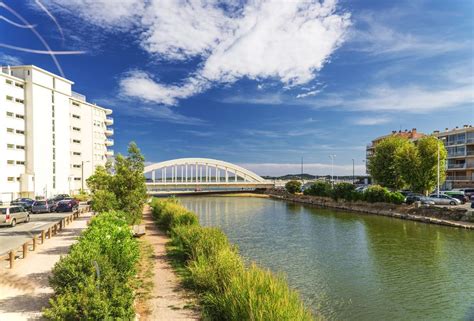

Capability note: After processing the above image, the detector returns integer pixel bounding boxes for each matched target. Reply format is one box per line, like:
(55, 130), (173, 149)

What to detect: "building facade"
(0, 65), (113, 203)
(366, 128), (426, 162)
(434, 125), (474, 189)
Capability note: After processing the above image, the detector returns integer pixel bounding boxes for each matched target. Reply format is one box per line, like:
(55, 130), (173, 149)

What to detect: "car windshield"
(35, 201), (46, 205)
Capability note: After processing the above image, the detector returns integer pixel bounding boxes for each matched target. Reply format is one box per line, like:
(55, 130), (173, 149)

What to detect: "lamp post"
(437, 137), (446, 197)
(352, 159), (355, 184)
(329, 154), (336, 187)
(81, 160), (91, 192)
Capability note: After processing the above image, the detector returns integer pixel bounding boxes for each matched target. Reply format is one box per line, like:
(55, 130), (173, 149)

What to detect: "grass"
(150, 198), (315, 321)
(134, 239), (155, 317)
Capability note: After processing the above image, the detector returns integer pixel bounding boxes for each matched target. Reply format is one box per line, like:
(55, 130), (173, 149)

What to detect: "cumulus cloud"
(43, 0), (351, 105)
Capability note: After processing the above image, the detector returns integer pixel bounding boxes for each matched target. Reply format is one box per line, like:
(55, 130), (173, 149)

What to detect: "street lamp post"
(352, 159), (355, 184)
(437, 137), (446, 197)
(81, 160), (91, 192)
(329, 154), (336, 187)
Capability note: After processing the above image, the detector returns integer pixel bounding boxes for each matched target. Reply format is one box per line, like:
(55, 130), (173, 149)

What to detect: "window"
(15, 98), (24, 104)
(73, 139), (81, 144)
(74, 177), (81, 181)
(5, 79), (12, 85)
(72, 114), (80, 119)
(15, 83), (24, 88)
(6, 95), (13, 101)
(73, 152), (81, 156)
(16, 145), (25, 150)
(16, 161), (25, 165)
(72, 101), (80, 107)
(7, 177), (14, 182)
(7, 144), (14, 149)
(16, 130), (25, 135)
(15, 114), (24, 119)
(7, 128), (14, 133)
(6, 112), (13, 117)
(73, 164), (81, 168)
(72, 127), (81, 132)
(7, 160), (14, 165)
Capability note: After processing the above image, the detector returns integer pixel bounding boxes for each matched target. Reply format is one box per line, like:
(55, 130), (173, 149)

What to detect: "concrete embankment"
(265, 190), (474, 230)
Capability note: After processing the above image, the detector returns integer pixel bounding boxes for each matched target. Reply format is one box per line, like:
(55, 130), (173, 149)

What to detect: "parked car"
(31, 200), (56, 213)
(11, 198), (35, 211)
(52, 194), (70, 202)
(455, 188), (474, 200)
(442, 191), (469, 204)
(0, 206), (30, 227)
(428, 194), (461, 205)
(55, 199), (79, 212)
(405, 193), (425, 205)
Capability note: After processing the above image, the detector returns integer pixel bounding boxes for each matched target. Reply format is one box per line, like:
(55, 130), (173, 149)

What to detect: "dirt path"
(142, 207), (200, 321)
(0, 212), (92, 321)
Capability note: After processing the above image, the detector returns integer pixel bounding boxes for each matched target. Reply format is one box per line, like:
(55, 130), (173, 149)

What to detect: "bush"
(44, 211), (139, 320)
(331, 183), (356, 201)
(285, 180), (302, 194)
(387, 191), (405, 205)
(151, 198), (313, 320)
(303, 181), (332, 197)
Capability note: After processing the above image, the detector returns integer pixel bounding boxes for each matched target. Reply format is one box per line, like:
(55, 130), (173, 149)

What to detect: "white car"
(0, 206), (30, 227)
(428, 194), (462, 206)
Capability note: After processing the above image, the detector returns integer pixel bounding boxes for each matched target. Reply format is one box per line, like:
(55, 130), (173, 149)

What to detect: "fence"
(0, 206), (90, 269)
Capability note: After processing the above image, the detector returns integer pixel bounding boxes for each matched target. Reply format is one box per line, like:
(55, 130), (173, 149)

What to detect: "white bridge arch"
(144, 158), (273, 193)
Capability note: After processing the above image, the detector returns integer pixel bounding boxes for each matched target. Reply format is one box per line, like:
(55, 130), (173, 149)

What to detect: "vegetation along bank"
(150, 197), (315, 321)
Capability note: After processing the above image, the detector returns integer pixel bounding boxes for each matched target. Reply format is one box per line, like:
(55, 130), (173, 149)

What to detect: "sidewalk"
(0, 212), (92, 321)
(142, 208), (199, 321)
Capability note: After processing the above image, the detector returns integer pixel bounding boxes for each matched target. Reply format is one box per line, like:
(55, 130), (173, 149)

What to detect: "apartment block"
(434, 125), (474, 188)
(366, 128), (426, 162)
(0, 65), (113, 202)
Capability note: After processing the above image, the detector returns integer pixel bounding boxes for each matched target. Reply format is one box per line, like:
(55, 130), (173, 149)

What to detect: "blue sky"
(1, 0), (473, 176)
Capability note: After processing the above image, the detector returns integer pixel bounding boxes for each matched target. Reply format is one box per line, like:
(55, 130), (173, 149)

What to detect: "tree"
(285, 180), (302, 194)
(367, 136), (410, 189)
(86, 142), (147, 224)
(395, 136), (447, 195)
(303, 181), (332, 197)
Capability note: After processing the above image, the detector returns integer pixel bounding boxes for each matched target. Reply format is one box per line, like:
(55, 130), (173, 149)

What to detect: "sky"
(1, 0), (473, 176)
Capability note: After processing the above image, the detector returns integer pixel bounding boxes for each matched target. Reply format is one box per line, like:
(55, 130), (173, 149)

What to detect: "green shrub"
(363, 185), (390, 203)
(387, 191), (405, 205)
(44, 211), (139, 320)
(331, 183), (356, 201)
(303, 181), (332, 197)
(285, 180), (302, 194)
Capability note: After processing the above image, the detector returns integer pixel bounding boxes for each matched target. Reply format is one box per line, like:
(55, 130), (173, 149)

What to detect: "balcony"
(105, 128), (114, 136)
(105, 117), (114, 125)
(467, 150), (474, 156)
(105, 139), (114, 146)
(446, 176), (472, 181)
(447, 163), (466, 169)
(72, 91), (86, 102)
(105, 150), (114, 157)
(105, 108), (113, 115)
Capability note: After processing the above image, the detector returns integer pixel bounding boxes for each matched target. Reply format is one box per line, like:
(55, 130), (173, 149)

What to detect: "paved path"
(0, 212), (92, 321)
(142, 207), (199, 321)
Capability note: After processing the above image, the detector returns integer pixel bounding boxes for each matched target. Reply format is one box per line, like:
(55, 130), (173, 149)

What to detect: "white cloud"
(238, 163), (365, 176)
(0, 53), (22, 65)
(351, 115), (391, 125)
(296, 89), (321, 99)
(44, 0), (351, 105)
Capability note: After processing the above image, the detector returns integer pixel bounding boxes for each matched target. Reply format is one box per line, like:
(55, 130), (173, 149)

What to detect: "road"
(0, 212), (74, 256)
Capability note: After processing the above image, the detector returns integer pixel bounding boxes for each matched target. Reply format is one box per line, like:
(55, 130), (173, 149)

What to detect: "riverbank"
(265, 189), (474, 230)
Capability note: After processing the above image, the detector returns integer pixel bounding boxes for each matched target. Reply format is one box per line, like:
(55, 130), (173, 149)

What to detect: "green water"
(180, 196), (474, 321)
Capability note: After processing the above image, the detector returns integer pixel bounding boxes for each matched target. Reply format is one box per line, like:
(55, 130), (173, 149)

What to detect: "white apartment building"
(0, 65), (113, 202)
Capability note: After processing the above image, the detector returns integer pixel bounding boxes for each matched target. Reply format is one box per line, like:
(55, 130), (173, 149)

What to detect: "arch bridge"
(144, 158), (274, 194)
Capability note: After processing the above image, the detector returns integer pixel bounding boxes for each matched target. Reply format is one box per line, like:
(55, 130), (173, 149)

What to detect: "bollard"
(23, 243), (28, 258)
(33, 236), (37, 251)
(9, 251), (14, 268)
(48, 227), (52, 239)
(41, 230), (46, 243)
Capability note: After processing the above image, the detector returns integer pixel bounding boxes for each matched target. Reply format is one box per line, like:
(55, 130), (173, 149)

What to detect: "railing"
(447, 163), (465, 169)
(448, 152), (466, 157)
(467, 138), (474, 144)
(71, 91), (86, 102)
(446, 176), (472, 181)
(467, 150), (474, 156)
(105, 139), (114, 146)
(0, 206), (90, 269)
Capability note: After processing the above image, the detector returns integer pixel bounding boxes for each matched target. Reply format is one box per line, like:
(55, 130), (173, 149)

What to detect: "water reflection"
(179, 196), (474, 321)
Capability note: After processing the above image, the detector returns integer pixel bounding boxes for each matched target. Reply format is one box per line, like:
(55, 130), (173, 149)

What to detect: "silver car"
(428, 194), (461, 206)
(32, 200), (55, 213)
(0, 206), (30, 227)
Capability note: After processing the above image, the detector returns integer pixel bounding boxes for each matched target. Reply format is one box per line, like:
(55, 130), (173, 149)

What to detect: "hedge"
(43, 211), (139, 320)
(150, 198), (313, 321)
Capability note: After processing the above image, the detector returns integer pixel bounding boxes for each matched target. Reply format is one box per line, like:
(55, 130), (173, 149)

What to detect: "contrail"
(0, 15), (36, 28)
(34, 0), (64, 40)
(0, 43), (85, 55)
(0, 2), (66, 77)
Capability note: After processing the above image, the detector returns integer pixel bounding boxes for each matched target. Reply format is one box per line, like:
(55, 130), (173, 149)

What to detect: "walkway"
(142, 207), (199, 321)
(0, 212), (92, 321)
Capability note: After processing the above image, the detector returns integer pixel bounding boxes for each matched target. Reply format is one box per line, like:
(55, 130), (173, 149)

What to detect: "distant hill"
(261, 173), (368, 181)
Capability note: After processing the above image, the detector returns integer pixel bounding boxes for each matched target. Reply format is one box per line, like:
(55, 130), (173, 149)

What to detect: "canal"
(180, 196), (474, 321)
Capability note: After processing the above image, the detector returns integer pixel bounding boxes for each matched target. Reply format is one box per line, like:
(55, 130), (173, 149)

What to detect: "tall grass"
(150, 198), (314, 321)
